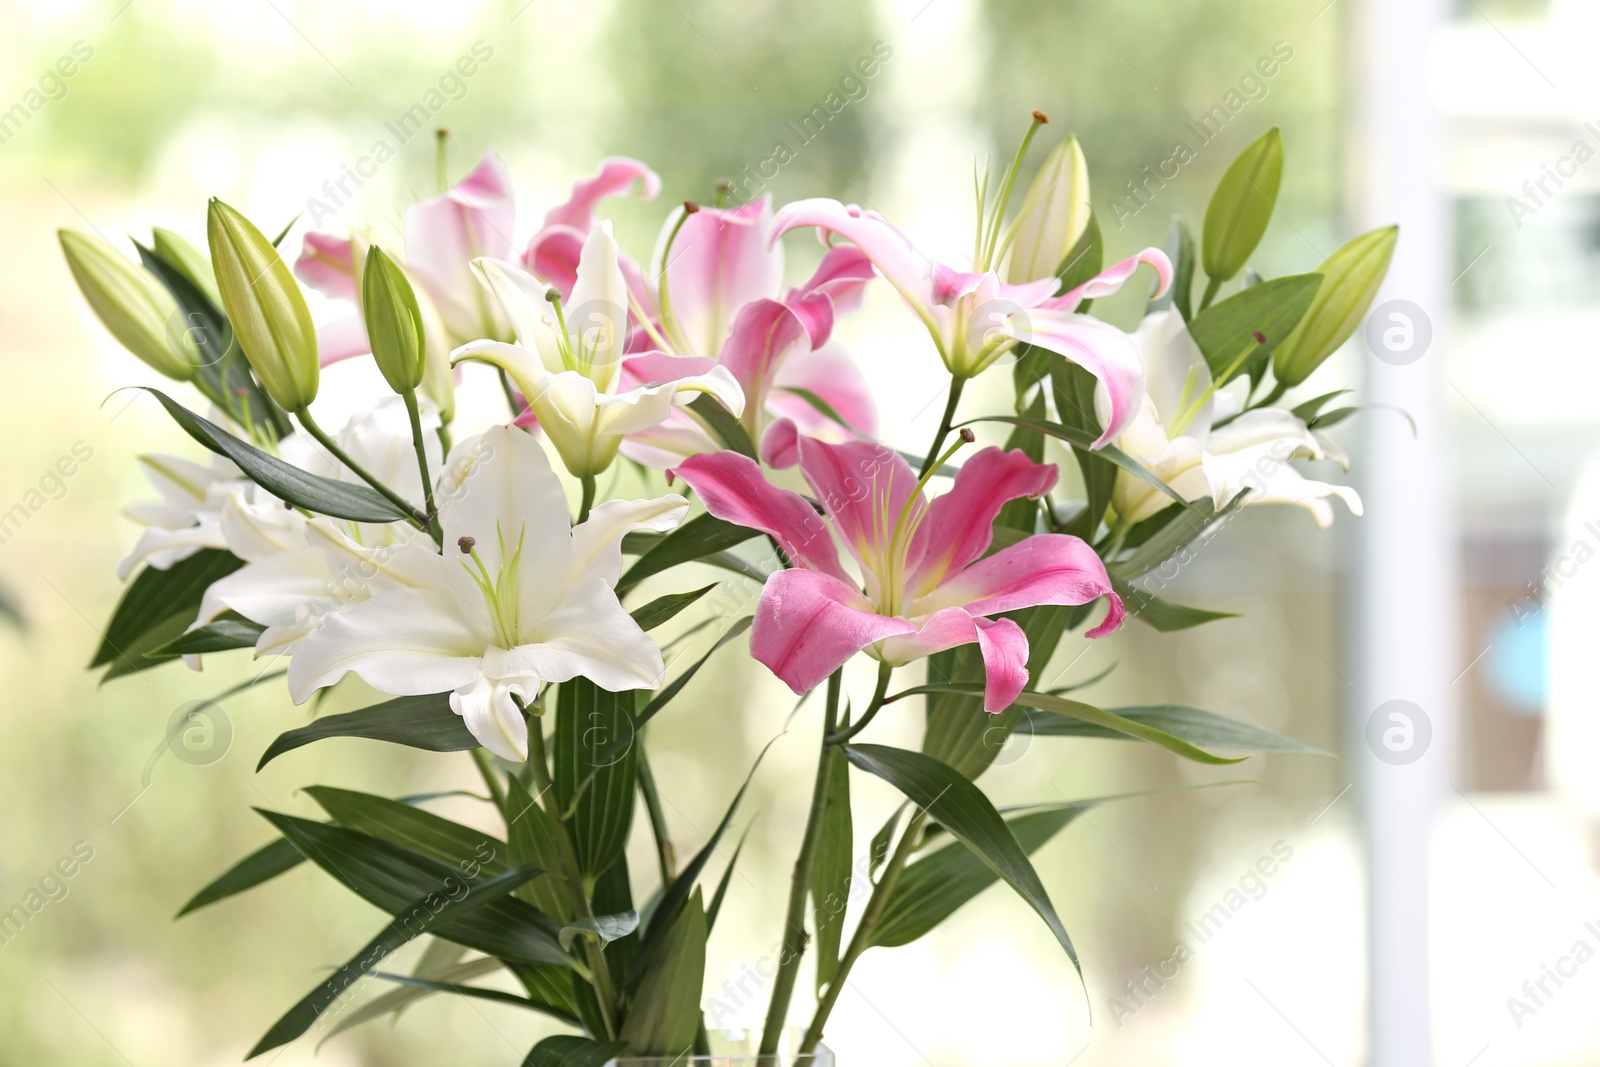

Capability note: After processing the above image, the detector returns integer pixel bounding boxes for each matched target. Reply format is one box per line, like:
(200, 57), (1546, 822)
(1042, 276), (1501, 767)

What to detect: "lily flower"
(619, 197), (878, 468)
(454, 223), (745, 478)
(295, 153), (659, 360)
(1111, 308), (1363, 528)
(286, 425), (687, 761)
(117, 451), (241, 579)
(769, 197), (1171, 447)
(673, 437), (1123, 712)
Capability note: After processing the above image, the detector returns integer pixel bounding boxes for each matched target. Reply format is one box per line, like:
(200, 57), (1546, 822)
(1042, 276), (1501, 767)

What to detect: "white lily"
(453, 222), (745, 478)
(193, 397), (440, 660)
(1110, 308), (1362, 529)
(117, 452), (240, 579)
(285, 425), (687, 761)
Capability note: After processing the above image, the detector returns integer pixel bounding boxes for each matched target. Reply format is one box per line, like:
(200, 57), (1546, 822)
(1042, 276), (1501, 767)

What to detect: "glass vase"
(607, 1029), (834, 1066)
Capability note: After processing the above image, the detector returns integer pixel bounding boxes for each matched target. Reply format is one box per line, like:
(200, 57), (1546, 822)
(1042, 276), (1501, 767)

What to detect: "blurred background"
(1, 0), (1596, 1063)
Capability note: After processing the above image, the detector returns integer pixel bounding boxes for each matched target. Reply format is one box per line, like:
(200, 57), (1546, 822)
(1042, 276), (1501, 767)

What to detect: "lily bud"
(206, 198), (319, 411)
(1006, 134), (1090, 284)
(361, 246), (427, 395)
(59, 230), (200, 381)
(150, 227), (221, 307)
(1272, 225), (1399, 387)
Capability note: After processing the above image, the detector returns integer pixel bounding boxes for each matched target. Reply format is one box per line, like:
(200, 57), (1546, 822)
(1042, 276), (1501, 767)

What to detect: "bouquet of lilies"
(63, 116), (1392, 1065)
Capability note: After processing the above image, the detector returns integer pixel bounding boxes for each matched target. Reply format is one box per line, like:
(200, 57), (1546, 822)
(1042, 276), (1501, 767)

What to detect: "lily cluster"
(63, 119), (1392, 1063)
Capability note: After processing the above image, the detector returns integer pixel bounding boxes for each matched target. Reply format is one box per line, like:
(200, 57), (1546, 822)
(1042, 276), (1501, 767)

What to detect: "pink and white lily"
(673, 439), (1124, 711)
(769, 198), (1171, 447)
(619, 197), (879, 468)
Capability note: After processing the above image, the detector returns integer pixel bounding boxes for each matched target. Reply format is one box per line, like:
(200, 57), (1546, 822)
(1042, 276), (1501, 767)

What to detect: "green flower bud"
(1272, 225), (1399, 387)
(59, 230), (200, 381)
(206, 198), (319, 411)
(361, 246), (427, 395)
(150, 227), (221, 307)
(1202, 127), (1283, 285)
(1007, 134), (1091, 284)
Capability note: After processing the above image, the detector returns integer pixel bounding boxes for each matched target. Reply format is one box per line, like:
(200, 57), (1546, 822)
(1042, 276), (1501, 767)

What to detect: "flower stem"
(801, 808), (930, 1053)
(294, 407), (435, 535)
(635, 738), (677, 885)
(577, 474), (596, 525)
(758, 670), (842, 1057)
(470, 748), (507, 812)
(919, 377), (967, 478)
(1199, 274), (1222, 310)
(825, 661), (893, 746)
(402, 389), (440, 531)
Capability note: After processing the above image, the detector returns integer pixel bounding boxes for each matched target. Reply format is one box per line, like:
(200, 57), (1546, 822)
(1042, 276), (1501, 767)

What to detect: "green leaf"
(523, 1036), (630, 1067)
(257, 811), (568, 967)
(139, 387), (410, 523)
(1048, 365), (1117, 541)
(1202, 127), (1283, 284)
(636, 616), (753, 729)
(811, 751), (853, 992)
(247, 863), (545, 1058)
(1309, 406), (1359, 429)
(876, 784), (1244, 947)
(1109, 495), (1241, 582)
(177, 837), (304, 917)
(706, 821), (754, 932)
(559, 911), (640, 952)
(1152, 217), (1196, 321)
(619, 513), (759, 592)
(504, 774), (574, 923)
(686, 393), (757, 458)
(963, 415), (1201, 515)
(147, 617), (264, 658)
(256, 693), (477, 770)
(92, 548), (243, 671)
(1015, 703), (1327, 754)
(554, 679), (637, 876)
(869, 804), (906, 880)
(1273, 225), (1399, 386)
(366, 965), (578, 1024)
(620, 888), (706, 1057)
(629, 583), (717, 632)
(1118, 582), (1239, 632)
(1290, 388), (1353, 424)
(1054, 211), (1104, 295)
(1187, 273), (1322, 383)
(841, 744), (1081, 971)
(318, 955), (501, 1045)
(304, 786), (507, 873)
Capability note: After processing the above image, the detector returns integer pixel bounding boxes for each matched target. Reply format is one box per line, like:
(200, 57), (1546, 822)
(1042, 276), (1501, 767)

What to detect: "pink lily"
(769, 198), (1172, 447)
(294, 153), (660, 362)
(673, 438), (1123, 711)
(620, 197), (878, 468)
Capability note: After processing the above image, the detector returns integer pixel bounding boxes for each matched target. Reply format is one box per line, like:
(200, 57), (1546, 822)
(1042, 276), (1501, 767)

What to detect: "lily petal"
(568, 494), (689, 587)
(673, 450), (848, 582)
(718, 297), (814, 418)
(658, 198), (784, 356)
(294, 232), (357, 302)
(768, 341), (879, 441)
(1042, 248), (1172, 313)
(770, 198), (929, 301)
(877, 608), (1030, 712)
(791, 244), (875, 315)
(907, 447), (1058, 595)
(1002, 308), (1146, 448)
(796, 437), (924, 583)
(750, 568), (915, 696)
(405, 152), (516, 340)
(913, 533), (1119, 624)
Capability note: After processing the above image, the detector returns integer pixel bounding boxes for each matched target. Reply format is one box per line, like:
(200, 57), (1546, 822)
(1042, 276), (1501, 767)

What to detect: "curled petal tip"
(1086, 592), (1126, 638)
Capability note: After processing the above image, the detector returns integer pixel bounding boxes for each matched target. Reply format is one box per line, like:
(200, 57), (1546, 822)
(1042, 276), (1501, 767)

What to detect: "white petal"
(197, 547), (332, 629)
(451, 676), (530, 761)
(436, 426), (570, 576)
(491, 578), (665, 692)
(567, 222), (629, 382)
(568, 495), (688, 587)
(470, 257), (565, 372)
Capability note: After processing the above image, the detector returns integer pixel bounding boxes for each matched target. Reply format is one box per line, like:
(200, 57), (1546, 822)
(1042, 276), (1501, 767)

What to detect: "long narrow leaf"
(177, 837), (304, 916)
(257, 694), (477, 770)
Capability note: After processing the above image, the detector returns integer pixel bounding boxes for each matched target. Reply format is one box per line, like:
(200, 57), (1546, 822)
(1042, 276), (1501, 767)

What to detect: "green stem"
(919, 377), (967, 478)
(825, 661), (893, 746)
(758, 671), (842, 1056)
(402, 389), (439, 530)
(577, 474), (596, 525)
(470, 748), (507, 813)
(801, 808), (930, 1053)
(497, 367), (523, 419)
(1199, 274), (1222, 310)
(295, 407), (434, 534)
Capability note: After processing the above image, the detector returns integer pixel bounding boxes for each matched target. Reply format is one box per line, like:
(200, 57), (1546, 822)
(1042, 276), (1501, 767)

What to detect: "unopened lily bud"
(150, 227), (221, 307)
(59, 230), (200, 381)
(1007, 134), (1090, 284)
(206, 198), (319, 411)
(362, 246), (427, 395)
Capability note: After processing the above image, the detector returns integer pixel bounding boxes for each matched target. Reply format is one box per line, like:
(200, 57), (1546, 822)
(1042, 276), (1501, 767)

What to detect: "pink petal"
(751, 569), (914, 696)
(771, 198), (930, 302)
(782, 290), (835, 349)
(718, 298), (813, 415)
(672, 451), (849, 582)
(877, 608), (1031, 712)
(524, 226), (583, 297)
(1085, 590), (1125, 638)
(623, 351), (719, 385)
(315, 314), (371, 366)
(1041, 248), (1172, 313)
(405, 152), (516, 332)
(541, 157), (661, 233)
(791, 244), (875, 315)
(1002, 308), (1146, 447)
(930, 263), (990, 306)
(769, 342), (879, 439)
(759, 417), (801, 469)
(661, 198), (784, 356)
(907, 447), (1058, 593)
(919, 533), (1117, 621)
(796, 437), (923, 576)
(295, 232), (356, 302)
